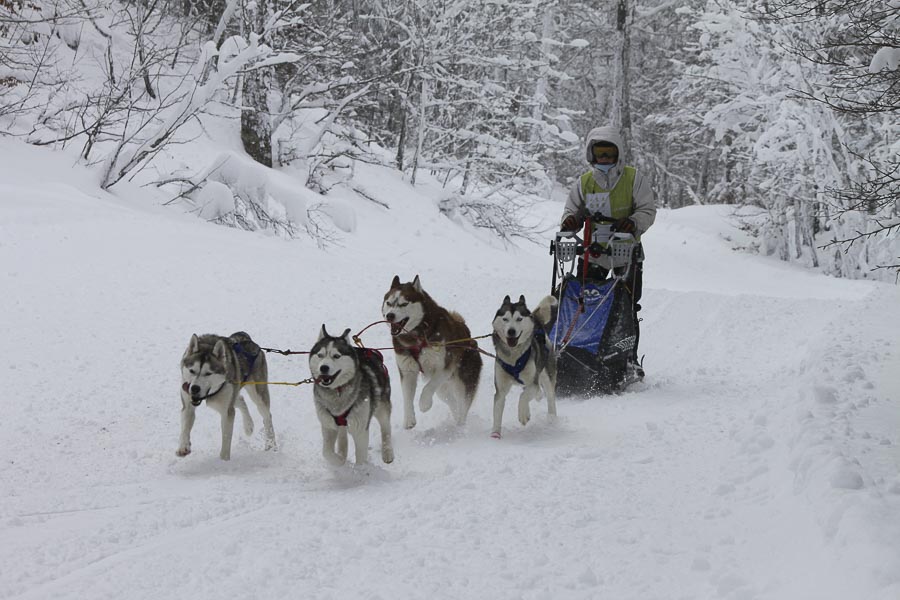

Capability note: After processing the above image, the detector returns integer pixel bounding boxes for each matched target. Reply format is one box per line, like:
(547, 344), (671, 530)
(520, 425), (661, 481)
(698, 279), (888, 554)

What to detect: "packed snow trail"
(1, 141), (898, 600)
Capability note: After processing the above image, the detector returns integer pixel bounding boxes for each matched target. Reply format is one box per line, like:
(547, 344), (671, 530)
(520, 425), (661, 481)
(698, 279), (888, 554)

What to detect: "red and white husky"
(382, 275), (482, 429)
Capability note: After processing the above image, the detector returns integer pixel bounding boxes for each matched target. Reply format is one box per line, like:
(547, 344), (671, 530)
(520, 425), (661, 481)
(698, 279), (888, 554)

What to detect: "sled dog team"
(178, 276), (558, 464)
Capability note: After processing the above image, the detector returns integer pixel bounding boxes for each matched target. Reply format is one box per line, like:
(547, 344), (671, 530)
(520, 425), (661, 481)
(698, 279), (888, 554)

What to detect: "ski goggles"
(591, 145), (618, 163)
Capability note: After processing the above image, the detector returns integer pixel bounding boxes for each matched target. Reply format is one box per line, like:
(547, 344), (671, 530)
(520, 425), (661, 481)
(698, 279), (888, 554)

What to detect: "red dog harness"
(328, 348), (388, 426)
(331, 405), (352, 427)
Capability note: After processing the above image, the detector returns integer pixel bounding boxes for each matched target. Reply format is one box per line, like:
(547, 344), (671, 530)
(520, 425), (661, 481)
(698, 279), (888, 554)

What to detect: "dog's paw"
(404, 415), (417, 429)
(382, 446), (395, 464)
(219, 451), (231, 461)
(175, 446), (191, 457)
(243, 420), (254, 437)
(419, 394), (433, 413)
(264, 438), (277, 451)
(324, 451), (346, 467)
(490, 431), (502, 439)
(518, 400), (531, 426)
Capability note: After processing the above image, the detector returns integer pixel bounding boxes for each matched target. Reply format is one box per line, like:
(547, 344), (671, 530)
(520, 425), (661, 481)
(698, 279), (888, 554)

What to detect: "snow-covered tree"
(754, 0), (899, 277)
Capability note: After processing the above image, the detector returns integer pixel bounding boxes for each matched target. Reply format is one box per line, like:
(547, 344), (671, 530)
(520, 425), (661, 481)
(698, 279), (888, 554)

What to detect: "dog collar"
(183, 380), (228, 404)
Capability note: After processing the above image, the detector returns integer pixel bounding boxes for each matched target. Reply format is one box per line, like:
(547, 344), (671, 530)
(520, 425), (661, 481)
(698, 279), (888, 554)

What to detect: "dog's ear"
(518, 294), (526, 305)
(212, 339), (228, 362)
(412, 274), (422, 292)
(341, 328), (352, 341)
(502, 295), (511, 305)
(391, 275), (401, 289)
(318, 324), (329, 341)
(185, 334), (200, 357)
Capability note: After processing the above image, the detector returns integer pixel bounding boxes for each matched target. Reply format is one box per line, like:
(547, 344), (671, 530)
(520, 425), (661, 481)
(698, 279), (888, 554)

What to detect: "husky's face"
(382, 275), (426, 336)
(181, 335), (229, 406)
(309, 326), (357, 389)
(493, 295), (535, 349)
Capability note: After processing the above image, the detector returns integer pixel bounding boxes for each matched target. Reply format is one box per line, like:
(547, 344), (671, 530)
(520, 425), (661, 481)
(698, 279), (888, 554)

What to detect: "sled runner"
(548, 216), (642, 396)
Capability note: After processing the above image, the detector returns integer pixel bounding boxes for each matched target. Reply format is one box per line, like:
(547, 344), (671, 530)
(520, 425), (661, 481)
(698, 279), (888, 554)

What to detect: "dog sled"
(548, 216), (642, 396)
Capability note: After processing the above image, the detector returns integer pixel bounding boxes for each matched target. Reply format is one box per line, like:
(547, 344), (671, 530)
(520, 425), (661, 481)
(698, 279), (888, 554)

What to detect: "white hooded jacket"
(561, 126), (657, 237)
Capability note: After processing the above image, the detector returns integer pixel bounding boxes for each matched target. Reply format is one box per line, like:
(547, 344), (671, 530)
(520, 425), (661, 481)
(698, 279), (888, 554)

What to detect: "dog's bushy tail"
(534, 296), (558, 332)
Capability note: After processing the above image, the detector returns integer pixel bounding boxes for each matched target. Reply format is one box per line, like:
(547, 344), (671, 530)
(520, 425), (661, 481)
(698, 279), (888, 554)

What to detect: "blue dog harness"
(499, 347), (531, 385)
(232, 342), (259, 382)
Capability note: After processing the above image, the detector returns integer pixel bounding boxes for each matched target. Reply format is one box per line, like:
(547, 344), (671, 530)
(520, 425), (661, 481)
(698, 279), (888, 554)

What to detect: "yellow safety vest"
(580, 166), (639, 242)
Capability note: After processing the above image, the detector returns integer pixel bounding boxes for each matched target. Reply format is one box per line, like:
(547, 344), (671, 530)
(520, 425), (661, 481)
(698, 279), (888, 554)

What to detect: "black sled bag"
(549, 276), (636, 396)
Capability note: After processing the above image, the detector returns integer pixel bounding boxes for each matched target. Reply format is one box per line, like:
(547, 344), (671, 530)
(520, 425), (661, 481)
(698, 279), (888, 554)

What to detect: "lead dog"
(382, 275), (482, 429)
(177, 331), (276, 460)
(309, 326), (394, 466)
(491, 295), (558, 438)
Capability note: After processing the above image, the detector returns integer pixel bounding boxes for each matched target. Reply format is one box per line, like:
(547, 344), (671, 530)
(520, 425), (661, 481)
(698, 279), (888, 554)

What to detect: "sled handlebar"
(552, 229), (637, 267)
(555, 230), (635, 245)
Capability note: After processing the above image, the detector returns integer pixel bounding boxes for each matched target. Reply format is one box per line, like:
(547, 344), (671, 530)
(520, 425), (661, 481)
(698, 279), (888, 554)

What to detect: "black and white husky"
(309, 326), (394, 466)
(178, 331), (276, 460)
(491, 295), (558, 439)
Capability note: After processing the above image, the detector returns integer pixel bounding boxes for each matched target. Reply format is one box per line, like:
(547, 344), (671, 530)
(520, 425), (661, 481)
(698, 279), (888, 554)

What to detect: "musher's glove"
(613, 217), (637, 234)
(561, 215), (582, 232)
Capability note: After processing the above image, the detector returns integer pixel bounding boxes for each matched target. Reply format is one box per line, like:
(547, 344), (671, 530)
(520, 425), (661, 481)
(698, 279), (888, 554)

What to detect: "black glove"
(561, 215), (582, 232)
(613, 217), (636, 234)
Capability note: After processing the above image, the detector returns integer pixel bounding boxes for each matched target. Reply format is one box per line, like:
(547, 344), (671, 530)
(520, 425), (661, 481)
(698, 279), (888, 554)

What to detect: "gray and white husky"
(309, 326), (394, 466)
(491, 295), (558, 439)
(382, 275), (483, 429)
(177, 331), (276, 460)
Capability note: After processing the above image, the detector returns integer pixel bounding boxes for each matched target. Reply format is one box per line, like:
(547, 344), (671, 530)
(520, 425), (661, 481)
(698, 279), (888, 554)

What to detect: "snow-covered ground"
(2, 137), (899, 600)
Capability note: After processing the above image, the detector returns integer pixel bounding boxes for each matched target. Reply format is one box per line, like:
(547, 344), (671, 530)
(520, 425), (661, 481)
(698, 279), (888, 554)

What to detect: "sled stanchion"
(581, 217), (591, 307)
(550, 238), (558, 296)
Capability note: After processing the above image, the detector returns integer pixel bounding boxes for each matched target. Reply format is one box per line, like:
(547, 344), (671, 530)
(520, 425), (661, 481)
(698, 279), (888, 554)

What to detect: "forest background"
(1, 0), (897, 279)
